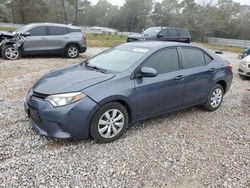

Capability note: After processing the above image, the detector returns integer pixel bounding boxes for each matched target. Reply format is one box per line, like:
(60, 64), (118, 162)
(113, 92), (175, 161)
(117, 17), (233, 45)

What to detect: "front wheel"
(1, 45), (21, 60)
(202, 84), (224, 111)
(90, 102), (129, 143)
(65, 44), (79, 58)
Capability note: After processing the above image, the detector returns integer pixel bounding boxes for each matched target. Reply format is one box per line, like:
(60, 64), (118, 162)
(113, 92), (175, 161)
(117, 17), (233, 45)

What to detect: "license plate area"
(29, 106), (41, 123)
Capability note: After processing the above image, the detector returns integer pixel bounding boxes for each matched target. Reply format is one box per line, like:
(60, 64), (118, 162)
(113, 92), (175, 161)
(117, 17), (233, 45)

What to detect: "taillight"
(228, 64), (233, 72)
(82, 33), (86, 41)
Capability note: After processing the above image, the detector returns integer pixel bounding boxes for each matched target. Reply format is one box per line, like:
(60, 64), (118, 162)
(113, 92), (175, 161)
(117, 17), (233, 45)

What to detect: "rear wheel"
(1, 45), (21, 60)
(90, 102), (129, 143)
(202, 84), (224, 111)
(65, 44), (79, 58)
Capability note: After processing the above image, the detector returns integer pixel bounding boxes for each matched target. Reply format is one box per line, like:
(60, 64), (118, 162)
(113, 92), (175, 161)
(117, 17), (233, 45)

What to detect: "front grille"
(238, 69), (243, 73)
(32, 91), (49, 99)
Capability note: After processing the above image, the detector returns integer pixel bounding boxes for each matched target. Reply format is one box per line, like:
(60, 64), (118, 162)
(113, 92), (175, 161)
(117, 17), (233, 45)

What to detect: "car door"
(135, 48), (185, 119)
(180, 47), (214, 107)
(23, 26), (48, 52)
(167, 29), (180, 42)
(46, 26), (68, 52)
(157, 29), (168, 41)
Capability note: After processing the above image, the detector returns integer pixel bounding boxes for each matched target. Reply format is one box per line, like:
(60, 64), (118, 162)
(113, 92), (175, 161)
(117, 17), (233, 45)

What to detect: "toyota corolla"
(25, 42), (233, 143)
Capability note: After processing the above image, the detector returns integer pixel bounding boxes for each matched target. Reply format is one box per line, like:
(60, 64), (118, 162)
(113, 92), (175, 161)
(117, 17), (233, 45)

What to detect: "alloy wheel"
(68, 47), (78, 58)
(5, 47), (19, 60)
(210, 88), (223, 108)
(98, 109), (125, 139)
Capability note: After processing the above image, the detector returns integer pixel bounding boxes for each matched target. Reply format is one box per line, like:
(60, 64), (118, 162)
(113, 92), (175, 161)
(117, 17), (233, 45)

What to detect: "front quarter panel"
(83, 74), (137, 123)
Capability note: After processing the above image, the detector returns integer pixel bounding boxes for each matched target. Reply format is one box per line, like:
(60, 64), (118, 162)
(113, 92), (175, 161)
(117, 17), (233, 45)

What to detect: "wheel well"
(65, 43), (79, 50)
(115, 100), (133, 124)
(216, 80), (226, 92)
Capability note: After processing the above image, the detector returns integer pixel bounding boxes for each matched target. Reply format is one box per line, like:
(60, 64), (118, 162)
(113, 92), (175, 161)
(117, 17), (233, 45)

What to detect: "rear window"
(70, 28), (82, 33)
(178, 29), (190, 37)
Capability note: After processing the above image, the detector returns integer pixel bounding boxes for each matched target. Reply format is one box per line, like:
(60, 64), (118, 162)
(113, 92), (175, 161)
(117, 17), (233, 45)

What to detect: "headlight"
(45, 92), (86, 107)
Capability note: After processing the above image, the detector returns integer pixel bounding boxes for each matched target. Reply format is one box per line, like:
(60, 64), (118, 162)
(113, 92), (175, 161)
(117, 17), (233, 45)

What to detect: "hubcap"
(98, 109), (125, 139)
(5, 47), (19, 60)
(210, 88), (223, 108)
(68, 47), (78, 57)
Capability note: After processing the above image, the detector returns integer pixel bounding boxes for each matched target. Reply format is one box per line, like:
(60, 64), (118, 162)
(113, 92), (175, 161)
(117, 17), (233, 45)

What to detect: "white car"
(238, 55), (250, 78)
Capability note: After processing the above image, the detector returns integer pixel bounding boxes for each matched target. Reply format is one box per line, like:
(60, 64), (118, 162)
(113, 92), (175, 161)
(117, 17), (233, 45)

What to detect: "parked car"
(238, 46), (250, 59)
(25, 41), (233, 143)
(127, 27), (191, 43)
(0, 23), (87, 60)
(238, 55), (250, 78)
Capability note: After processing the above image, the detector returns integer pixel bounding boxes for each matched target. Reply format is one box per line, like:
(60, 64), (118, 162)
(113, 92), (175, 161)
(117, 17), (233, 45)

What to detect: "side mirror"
(157, 33), (164, 38)
(136, 67), (158, 78)
(22, 32), (30, 37)
(215, 50), (223, 54)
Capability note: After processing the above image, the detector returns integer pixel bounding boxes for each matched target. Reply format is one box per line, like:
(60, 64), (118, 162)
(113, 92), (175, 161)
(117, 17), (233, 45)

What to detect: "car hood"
(0, 31), (15, 37)
(32, 64), (115, 95)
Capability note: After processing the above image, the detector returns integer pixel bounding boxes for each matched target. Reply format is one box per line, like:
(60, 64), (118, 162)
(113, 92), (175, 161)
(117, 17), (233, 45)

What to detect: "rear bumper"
(25, 91), (100, 140)
(238, 63), (250, 77)
(79, 46), (87, 53)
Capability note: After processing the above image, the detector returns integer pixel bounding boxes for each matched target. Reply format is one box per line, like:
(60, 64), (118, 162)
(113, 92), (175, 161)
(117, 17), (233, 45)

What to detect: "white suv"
(238, 55), (250, 78)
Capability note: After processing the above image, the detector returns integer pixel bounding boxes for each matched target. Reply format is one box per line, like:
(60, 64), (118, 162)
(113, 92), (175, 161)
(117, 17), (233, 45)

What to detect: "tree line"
(0, 0), (250, 41)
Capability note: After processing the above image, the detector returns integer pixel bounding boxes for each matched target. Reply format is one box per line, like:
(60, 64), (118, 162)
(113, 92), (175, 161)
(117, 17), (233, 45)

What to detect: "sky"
(89, 0), (250, 6)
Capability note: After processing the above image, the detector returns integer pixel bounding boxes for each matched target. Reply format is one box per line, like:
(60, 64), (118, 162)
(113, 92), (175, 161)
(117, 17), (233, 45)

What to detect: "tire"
(90, 102), (129, 143)
(65, 44), (79, 58)
(1, 45), (21, 60)
(202, 84), (224, 111)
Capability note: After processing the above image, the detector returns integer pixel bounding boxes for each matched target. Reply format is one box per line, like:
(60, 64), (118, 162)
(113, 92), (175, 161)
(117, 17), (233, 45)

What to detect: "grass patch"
(194, 42), (243, 54)
(0, 26), (16, 31)
(86, 33), (126, 47)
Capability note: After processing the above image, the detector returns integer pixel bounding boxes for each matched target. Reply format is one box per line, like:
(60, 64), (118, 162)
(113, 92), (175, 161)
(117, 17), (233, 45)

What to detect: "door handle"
(209, 68), (216, 72)
(174, 75), (184, 80)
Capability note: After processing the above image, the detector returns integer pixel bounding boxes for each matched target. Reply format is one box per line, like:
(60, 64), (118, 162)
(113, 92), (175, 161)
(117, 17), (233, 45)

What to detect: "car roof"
(121, 41), (192, 49)
(120, 41), (220, 60)
(27, 23), (80, 29)
(147, 27), (189, 31)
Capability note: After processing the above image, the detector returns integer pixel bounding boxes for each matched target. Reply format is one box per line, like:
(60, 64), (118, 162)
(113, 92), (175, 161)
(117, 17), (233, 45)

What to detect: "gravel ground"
(0, 49), (249, 188)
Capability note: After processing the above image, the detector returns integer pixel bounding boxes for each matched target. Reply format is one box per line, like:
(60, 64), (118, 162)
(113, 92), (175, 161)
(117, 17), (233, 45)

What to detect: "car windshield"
(143, 27), (161, 36)
(86, 47), (149, 73)
(15, 25), (32, 33)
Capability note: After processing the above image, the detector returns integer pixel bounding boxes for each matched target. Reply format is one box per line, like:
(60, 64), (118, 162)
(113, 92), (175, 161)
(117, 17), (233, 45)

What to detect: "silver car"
(1, 23), (87, 60)
(238, 55), (250, 78)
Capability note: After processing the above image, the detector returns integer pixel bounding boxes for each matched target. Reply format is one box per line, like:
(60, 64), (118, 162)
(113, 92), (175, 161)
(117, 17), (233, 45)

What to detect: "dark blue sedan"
(25, 42), (233, 142)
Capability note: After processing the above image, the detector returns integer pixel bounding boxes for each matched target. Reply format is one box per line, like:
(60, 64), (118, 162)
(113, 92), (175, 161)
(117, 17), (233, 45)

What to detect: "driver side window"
(28, 26), (46, 36)
(143, 48), (180, 74)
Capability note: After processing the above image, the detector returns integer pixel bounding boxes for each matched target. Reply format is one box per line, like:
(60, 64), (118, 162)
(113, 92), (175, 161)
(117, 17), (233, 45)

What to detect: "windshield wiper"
(85, 63), (107, 73)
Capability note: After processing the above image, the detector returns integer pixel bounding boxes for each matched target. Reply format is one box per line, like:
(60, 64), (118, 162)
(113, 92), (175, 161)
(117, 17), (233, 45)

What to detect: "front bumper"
(25, 91), (99, 139)
(238, 63), (250, 77)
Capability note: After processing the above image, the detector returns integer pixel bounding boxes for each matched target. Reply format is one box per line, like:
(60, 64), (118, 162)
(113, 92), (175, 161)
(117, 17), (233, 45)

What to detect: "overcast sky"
(89, 0), (250, 6)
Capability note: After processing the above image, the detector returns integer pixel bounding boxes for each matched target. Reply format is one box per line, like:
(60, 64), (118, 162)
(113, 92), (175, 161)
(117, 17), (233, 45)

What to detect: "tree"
(4, 0), (49, 24)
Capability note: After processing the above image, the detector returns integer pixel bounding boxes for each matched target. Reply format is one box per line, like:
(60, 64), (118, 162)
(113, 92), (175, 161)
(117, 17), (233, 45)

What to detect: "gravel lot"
(0, 48), (249, 187)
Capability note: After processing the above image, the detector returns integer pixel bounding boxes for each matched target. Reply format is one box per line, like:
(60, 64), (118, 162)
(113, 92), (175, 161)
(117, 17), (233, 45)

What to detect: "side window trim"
(138, 47), (182, 75)
(203, 51), (214, 64)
